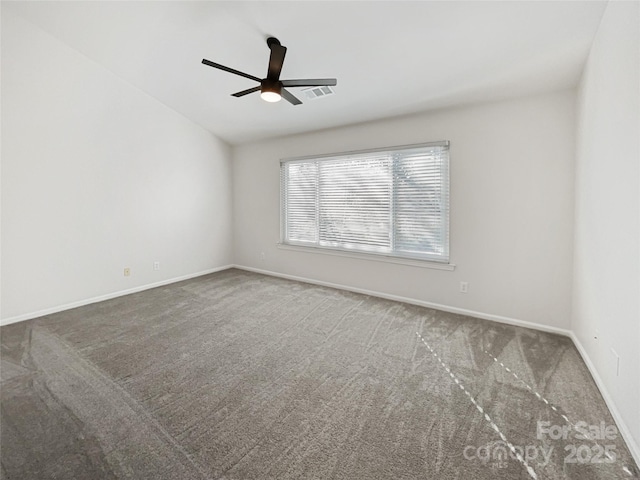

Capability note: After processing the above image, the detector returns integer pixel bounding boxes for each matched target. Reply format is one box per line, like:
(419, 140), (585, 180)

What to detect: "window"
(280, 141), (450, 263)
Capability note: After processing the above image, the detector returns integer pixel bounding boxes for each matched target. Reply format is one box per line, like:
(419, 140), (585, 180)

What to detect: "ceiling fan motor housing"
(261, 78), (282, 95)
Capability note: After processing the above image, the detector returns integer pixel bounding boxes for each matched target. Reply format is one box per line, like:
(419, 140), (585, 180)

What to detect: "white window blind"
(280, 141), (449, 263)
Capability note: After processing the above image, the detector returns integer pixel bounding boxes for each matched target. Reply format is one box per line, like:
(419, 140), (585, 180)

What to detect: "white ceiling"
(6, 1), (607, 145)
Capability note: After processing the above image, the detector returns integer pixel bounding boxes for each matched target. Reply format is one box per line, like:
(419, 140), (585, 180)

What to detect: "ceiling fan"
(202, 37), (337, 106)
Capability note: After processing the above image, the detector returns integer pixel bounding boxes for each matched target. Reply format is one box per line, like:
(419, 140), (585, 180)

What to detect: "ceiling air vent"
(301, 86), (335, 100)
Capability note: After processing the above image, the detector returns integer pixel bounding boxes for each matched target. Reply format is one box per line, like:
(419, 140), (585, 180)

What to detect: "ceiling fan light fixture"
(260, 79), (282, 102)
(261, 90), (281, 102)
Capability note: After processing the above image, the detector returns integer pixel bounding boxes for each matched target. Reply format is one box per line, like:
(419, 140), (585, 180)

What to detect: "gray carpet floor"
(1, 268), (638, 479)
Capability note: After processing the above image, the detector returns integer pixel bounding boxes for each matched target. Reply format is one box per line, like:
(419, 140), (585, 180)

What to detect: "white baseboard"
(570, 332), (640, 468)
(231, 264), (572, 337)
(0, 264), (234, 326)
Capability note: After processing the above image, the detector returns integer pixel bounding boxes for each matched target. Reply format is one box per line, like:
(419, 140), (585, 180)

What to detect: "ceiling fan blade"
(267, 43), (287, 81)
(231, 86), (261, 97)
(281, 88), (302, 106)
(281, 79), (337, 87)
(202, 59), (261, 83)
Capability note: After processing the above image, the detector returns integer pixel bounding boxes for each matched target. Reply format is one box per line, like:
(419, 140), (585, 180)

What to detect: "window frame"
(279, 141), (451, 265)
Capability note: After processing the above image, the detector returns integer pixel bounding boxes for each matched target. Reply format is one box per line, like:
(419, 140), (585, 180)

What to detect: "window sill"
(276, 243), (456, 271)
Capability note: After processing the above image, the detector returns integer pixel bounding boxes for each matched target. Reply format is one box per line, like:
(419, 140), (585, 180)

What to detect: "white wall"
(573, 0), (640, 457)
(1, 10), (233, 322)
(233, 91), (576, 330)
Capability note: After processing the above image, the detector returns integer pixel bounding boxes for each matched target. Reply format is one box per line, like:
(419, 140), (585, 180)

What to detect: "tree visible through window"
(280, 142), (450, 263)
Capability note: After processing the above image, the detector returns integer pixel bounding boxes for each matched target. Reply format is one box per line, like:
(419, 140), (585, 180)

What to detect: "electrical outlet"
(124, 267), (131, 277)
(153, 261), (160, 271)
(260, 252), (266, 263)
(460, 281), (468, 293)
